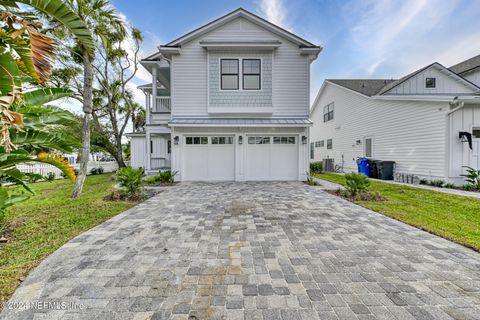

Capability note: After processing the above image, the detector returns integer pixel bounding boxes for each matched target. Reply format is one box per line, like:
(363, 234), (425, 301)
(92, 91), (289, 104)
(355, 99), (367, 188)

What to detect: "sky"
(110, 0), (480, 108)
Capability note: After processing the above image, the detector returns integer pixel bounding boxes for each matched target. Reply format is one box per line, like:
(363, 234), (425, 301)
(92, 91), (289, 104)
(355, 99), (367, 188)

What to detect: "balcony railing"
(151, 157), (170, 170)
(153, 97), (171, 113)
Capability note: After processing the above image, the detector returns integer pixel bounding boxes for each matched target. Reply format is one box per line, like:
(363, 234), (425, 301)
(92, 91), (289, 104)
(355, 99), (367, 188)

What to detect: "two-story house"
(310, 55), (480, 184)
(127, 8), (321, 181)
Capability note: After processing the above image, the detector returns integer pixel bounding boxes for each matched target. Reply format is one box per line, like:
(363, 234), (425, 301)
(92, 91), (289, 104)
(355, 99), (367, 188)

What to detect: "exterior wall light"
(174, 136), (179, 145)
(238, 135), (243, 145)
(302, 136), (307, 144)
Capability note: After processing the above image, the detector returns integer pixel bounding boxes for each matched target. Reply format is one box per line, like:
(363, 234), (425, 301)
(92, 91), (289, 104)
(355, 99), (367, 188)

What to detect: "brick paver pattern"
(2, 182), (480, 320)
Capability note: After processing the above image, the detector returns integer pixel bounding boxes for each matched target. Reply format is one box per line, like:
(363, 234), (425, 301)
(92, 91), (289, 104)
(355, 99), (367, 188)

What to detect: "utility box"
(323, 158), (335, 172)
(377, 161), (395, 180)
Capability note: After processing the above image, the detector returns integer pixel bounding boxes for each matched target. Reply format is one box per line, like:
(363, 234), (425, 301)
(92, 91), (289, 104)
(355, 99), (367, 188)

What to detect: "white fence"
(16, 161), (120, 179)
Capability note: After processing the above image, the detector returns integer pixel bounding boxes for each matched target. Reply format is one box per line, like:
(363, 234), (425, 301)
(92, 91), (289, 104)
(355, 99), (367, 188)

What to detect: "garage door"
(245, 136), (298, 181)
(183, 136), (235, 181)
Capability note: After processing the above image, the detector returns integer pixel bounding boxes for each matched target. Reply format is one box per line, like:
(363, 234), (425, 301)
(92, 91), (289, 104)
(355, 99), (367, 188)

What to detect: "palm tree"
(63, 0), (125, 198)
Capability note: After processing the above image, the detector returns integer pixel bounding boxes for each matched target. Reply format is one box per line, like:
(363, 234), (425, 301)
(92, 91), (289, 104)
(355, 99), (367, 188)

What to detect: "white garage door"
(183, 136), (235, 181)
(245, 136), (298, 181)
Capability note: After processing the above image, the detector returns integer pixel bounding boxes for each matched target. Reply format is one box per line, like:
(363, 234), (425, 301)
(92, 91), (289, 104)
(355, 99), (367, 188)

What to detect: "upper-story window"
(323, 102), (334, 122)
(221, 59), (239, 90)
(243, 59), (261, 90)
(425, 77), (436, 88)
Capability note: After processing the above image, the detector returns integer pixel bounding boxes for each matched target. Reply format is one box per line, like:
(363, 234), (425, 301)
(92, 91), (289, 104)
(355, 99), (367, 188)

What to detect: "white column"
(146, 132), (151, 171)
(145, 92), (151, 126)
(151, 67), (157, 114)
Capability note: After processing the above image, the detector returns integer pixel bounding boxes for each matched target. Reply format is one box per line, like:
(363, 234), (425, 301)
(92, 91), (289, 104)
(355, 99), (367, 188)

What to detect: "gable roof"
(164, 8), (320, 49)
(377, 62), (480, 95)
(449, 54), (480, 75)
(328, 79), (396, 97)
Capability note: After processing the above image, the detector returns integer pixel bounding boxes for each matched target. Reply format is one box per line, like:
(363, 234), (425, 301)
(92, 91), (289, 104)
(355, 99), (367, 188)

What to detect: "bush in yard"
(345, 173), (370, 197)
(428, 180), (445, 188)
(461, 166), (480, 191)
(45, 172), (56, 181)
(310, 161), (323, 174)
(90, 167), (104, 175)
(116, 167), (144, 200)
(145, 170), (178, 185)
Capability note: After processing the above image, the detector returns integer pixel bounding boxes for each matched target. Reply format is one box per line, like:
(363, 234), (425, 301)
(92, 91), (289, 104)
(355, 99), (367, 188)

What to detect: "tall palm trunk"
(72, 49), (93, 198)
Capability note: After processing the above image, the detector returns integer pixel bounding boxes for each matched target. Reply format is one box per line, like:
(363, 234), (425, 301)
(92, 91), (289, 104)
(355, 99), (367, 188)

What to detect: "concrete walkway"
(2, 182), (480, 320)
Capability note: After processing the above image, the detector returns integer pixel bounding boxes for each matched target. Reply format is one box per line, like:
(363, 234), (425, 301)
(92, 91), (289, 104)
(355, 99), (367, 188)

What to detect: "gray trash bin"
(377, 161), (395, 180)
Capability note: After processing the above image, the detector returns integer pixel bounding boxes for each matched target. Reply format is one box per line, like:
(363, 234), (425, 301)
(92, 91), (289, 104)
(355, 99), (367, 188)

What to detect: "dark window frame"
(323, 102), (334, 122)
(220, 59), (239, 90)
(310, 142), (314, 159)
(326, 139), (333, 150)
(242, 59), (261, 90)
(425, 77), (436, 88)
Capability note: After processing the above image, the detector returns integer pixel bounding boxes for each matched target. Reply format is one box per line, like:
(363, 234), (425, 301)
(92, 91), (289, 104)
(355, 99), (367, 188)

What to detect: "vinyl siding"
(130, 136), (147, 168)
(448, 104), (480, 182)
(171, 16), (310, 118)
(385, 66), (474, 95)
(310, 83), (449, 179)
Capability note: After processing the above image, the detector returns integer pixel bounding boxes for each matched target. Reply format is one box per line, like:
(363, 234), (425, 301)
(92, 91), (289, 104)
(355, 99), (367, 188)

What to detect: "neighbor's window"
(243, 59), (261, 90)
(473, 127), (480, 139)
(327, 139), (333, 149)
(221, 59), (239, 90)
(310, 142), (314, 159)
(315, 140), (324, 148)
(425, 77), (436, 88)
(323, 102), (334, 122)
(365, 137), (372, 158)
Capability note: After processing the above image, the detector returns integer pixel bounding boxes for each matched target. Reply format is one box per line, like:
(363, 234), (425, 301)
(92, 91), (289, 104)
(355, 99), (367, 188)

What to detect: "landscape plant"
(461, 166), (480, 191)
(344, 172), (370, 197)
(116, 166), (144, 200)
(45, 172), (56, 181)
(309, 161), (323, 174)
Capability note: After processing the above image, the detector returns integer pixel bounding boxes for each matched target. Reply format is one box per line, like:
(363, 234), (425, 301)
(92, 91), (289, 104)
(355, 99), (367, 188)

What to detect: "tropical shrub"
(90, 167), (104, 175)
(310, 161), (323, 174)
(45, 172), (56, 181)
(145, 170), (178, 185)
(345, 173), (370, 197)
(461, 166), (480, 191)
(428, 180), (445, 188)
(116, 167), (144, 200)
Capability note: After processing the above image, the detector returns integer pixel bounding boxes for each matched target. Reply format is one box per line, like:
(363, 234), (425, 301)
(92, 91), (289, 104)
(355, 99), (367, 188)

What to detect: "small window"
(310, 142), (314, 159)
(273, 136), (295, 144)
(315, 140), (324, 148)
(365, 137), (372, 158)
(327, 139), (333, 150)
(323, 102), (334, 122)
(167, 140), (171, 154)
(186, 136), (208, 145)
(425, 77), (436, 88)
(221, 59), (239, 90)
(150, 140), (153, 153)
(248, 136), (270, 144)
(212, 136), (233, 144)
(243, 59), (261, 90)
(473, 128), (480, 139)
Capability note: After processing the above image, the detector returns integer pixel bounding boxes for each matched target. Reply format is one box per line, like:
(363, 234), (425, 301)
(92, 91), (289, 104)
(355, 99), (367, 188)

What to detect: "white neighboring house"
(310, 55), (480, 184)
(127, 8), (321, 181)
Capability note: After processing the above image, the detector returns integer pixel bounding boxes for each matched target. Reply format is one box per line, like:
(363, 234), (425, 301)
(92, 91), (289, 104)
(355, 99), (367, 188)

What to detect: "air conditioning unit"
(323, 158), (335, 172)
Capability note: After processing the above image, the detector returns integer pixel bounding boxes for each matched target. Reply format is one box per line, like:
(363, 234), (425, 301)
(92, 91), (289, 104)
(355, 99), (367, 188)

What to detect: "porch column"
(145, 92), (151, 125)
(146, 132), (151, 171)
(151, 67), (157, 113)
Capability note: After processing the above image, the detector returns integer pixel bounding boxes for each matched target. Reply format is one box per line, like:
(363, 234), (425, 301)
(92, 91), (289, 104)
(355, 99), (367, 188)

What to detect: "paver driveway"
(2, 182), (480, 320)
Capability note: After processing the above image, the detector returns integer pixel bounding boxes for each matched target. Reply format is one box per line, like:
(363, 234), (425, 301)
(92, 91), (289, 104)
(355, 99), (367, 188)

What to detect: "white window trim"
(364, 136), (374, 158)
(218, 57), (263, 92)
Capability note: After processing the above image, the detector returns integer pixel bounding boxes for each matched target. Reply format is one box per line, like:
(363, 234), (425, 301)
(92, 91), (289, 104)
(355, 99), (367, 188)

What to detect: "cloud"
(259, 0), (292, 31)
(342, 0), (474, 77)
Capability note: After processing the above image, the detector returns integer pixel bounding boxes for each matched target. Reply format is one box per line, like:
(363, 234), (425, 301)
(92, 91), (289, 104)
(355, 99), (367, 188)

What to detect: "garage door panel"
(246, 135), (298, 181)
(183, 136), (235, 181)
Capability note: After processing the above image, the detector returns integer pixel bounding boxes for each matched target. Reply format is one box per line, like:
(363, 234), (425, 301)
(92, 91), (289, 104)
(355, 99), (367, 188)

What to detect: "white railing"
(150, 158), (171, 170)
(153, 97), (171, 113)
(16, 161), (120, 179)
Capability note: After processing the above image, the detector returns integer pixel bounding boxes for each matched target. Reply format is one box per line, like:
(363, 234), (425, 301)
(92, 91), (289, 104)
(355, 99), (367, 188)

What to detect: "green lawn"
(314, 173), (480, 252)
(0, 174), (135, 304)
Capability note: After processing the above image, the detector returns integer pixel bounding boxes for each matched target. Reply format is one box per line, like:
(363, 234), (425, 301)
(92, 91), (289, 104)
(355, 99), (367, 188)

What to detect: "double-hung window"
(323, 102), (334, 122)
(243, 59), (261, 90)
(221, 59), (239, 90)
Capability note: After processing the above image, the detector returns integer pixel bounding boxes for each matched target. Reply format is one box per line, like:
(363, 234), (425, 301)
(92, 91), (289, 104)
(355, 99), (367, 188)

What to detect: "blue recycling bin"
(356, 158), (370, 177)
